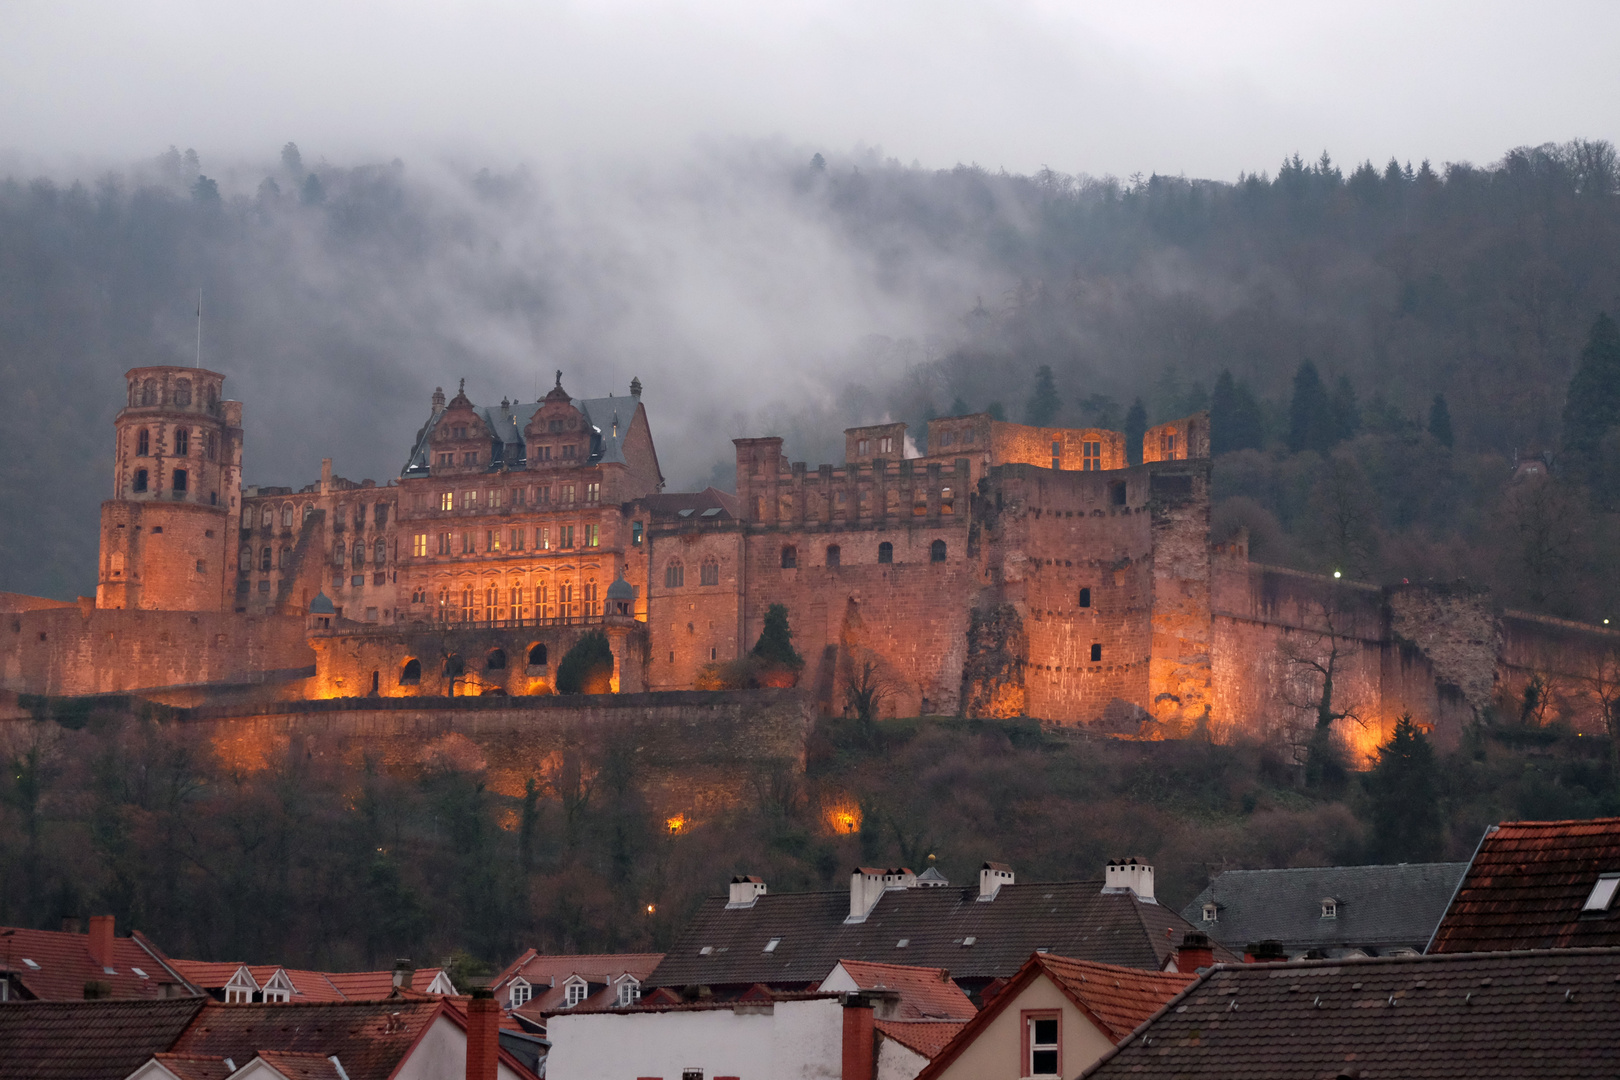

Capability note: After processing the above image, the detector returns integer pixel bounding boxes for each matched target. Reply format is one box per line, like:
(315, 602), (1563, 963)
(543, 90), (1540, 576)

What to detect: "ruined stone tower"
(97, 366), (243, 611)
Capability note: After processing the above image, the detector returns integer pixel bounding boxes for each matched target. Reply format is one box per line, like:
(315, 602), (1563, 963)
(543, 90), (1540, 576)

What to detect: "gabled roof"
(245, 1051), (345, 1080)
(401, 391), (648, 475)
(916, 953), (1193, 1080)
(0, 923), (195, 1001)
(1430, 818), (1620, 953)
(874, 1020), (968, 1059)
(167, 1000), (446, 1080)
(147, 1054), (234, 1080)
(0, 998), (207, 1080)
(1079, 948), (1620, 1080)
(492, 951), (664, 1021)
(1181, 862), (1468, 952)
(820, 960), (977, 1019)
(649, 879), (1233, 988)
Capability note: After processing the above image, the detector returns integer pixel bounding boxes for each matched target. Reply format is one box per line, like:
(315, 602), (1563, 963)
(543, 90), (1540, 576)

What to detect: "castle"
(4, 363), (1620, 767)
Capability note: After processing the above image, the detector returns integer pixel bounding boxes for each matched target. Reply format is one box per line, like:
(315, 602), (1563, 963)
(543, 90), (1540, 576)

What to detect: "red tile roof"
(251, 1051), (346, 1080)
(1080, 948), (1620, 1079)
(0, 924), (195, 1001)
(825, 960), (977, 1019)
(150, 1054), (234, 1080)
(875, 1019), (969, 1059)
(0, 998), (207, 1080)
(167, 961), (453, 1002)
(493, 951), (664, 1019)
(167, 1000), (446, 1080)
(1429, 818), (1620, 953)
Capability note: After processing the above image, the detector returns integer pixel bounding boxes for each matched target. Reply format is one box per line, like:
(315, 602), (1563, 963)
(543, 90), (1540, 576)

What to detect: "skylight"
(763, 937), (781, 953)
(132, 967), (149, 979)
(1582, 873), (1620, 912)
(895, 938), (909, 948)
(22, 959), (39, 970)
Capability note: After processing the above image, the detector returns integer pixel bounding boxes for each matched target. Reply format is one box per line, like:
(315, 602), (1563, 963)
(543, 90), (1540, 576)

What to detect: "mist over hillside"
(3, 138), (1619, 605)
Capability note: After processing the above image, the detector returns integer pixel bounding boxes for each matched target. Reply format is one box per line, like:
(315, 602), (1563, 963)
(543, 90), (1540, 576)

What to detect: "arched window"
(132, 469), (148, 493)
(826, 544), (841, 567)
(260, 547), (272, 572)
(239, 545), (251, 570)
(140, 378), (155, 405)
(930, 539), (947, 563)
(878, 541), (893, 564)
(665, 559), (684, 587)
(583, 578), (598, 616)
(281, 505), (294, 527)
(206, 432), (218, 461)
(781, 546), (797, 569)
(262, 507), (273, 527)
(278, 547), (289, 569)
(700, 558), (719, 586)
(174, 428), (189, 456)
(136, 429), (149, 456)
(487, 648), (507, 670)
(1079, 587), (1091, 608)
(175, 378), (192, 407)
(1090, 643), (1103, 662)
(375, 537), (387, 565)
(528, 643), (548, 667)
(352, 541), (364, 568)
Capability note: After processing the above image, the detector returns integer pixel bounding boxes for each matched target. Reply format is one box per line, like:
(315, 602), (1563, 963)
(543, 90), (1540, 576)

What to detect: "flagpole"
(196, 289), (202, 369)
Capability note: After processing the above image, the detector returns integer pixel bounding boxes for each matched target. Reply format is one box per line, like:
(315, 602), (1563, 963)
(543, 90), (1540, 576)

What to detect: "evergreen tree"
(751, 603), (803, 670)
(300, 172), (325, 206)
(1024, 364), (1061, 426)
(1287, 360), (1334, 454)
(1124, 398), (1147, 464)
(1562, 312), (1620, 458)
(556, 630), (614, 693)
(1211, 370), (1265, 454)
(985, 401), (1006, 421)
(1427, 393), (1454, 447)
(948, 396), (971, 417)
(1329, 375), (1361, 444)
(1078, 393), (1121, 430)
(1365, 714), (1443, 861)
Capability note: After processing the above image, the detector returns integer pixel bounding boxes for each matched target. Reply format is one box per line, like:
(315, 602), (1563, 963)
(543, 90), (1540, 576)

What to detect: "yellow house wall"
(931, 976), (1115, 1080)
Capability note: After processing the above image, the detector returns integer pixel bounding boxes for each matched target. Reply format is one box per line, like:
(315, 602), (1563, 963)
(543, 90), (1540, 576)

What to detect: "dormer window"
(565, 979), (587, 1007)
(1202, 903), (1218, 923)
(616, 979), (640, 1006)
(510, 980), (532, 1007)
(1321, 899), (1338, 919)
(453, 426), (468, 438)
(1582, 873), (1620, 912)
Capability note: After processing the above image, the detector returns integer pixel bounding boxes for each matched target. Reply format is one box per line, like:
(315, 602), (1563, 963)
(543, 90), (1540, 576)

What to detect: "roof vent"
(728, 876), (767, 909)
(1102, 858), (1156, 903)
(979, 862), (1014, 901)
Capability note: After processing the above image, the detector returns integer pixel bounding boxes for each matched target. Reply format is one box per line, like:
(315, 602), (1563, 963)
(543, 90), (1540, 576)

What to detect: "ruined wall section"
(1498, 610), (1620, 733)
(1146, 462), (1214, 731)
(989, 421), (1127, 473)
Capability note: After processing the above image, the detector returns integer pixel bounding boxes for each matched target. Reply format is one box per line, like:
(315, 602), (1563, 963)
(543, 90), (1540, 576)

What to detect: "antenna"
(195, 288), (203, 368)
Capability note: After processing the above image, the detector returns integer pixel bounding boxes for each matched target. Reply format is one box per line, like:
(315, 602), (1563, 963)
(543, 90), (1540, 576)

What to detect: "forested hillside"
(3, 139), (1620, 616)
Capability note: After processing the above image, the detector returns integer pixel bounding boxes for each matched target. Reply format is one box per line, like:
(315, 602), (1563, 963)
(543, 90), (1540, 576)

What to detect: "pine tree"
(1427, 393), (1454, 447)
(986, 401), (1006, 421)
(1365, 714), (1443, 861)
(1287, 360), (1334, 454)
(752, 603), (803, 670)
(1024, 365), (1061, 427)
(948, 396), (971, 417)
(1562, 312), (1620, 458)
(1211, 370), (1265, 454)
(1124, 398), (1147, 465)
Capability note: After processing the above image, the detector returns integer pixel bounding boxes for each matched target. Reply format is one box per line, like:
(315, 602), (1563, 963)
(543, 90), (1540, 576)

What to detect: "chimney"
(87, 915), (115, 969)
(728, 876), (767, 909)
(978, 862), (1014, 901)
(465, 987), (499, 1080)
(846, 868), (888, 924)
(1102, 858), (1155, 902)
(392, 959), (415, 991)
(1177, 931), (1214, 973)
(840, 992), (876, 1080)
(320, 457), (333, 495)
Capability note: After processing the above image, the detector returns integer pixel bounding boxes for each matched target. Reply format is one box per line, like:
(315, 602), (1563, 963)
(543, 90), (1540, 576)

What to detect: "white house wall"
(876, 1038), (930, 1080)
(394, 1014), (525, 1080)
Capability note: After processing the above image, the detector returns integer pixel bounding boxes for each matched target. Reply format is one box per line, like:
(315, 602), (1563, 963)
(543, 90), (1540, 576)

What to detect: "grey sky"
(4, 0), (1618, 178)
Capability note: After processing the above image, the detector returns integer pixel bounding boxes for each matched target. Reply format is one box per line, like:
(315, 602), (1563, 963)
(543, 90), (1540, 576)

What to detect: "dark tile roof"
(0, 997), (206, 1080)
(1430, 818), (1620, 953)
(168, 1000), (446, 1080)
(641, 487), (741, 522)
(649, 879), (1235, 988)
(0, 924), (195, 1001)
(1181, 862), (1468, 954)
(1080, 948), (1620, 1080)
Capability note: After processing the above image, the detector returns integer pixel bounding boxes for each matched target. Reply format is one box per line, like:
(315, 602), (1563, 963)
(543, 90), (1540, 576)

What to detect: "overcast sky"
(4, 0), (1619, 178)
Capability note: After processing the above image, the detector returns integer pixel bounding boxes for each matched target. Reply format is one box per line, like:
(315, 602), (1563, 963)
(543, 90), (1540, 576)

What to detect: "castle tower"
(97, 366), (243, 610)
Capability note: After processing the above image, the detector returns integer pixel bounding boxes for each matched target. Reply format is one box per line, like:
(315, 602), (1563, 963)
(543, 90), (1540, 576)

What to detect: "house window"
(440, 492), (454, 511)
(781, 546), (797, 569)
(263, 987), (290, 1003)
(1028, 1014), (1060, 1076)
(565, 981), (587, 1007)
(133, 469), (148, 492)
(878, 541), (893, 564)
(826, 544), (841, 567)
(1079, 587), (1091, 608)
(616, 980), (639, 1006)
(931, 540), (947, 563)
(666, 559), (685, 588)
(701, 558), (719, 586)
(1321, 900), (1338, 919)
(414, 533), (428, 557)
(1090, 643), (1103, 662)
(510, 981), (532, 1007)
(172, 469), (188, 493)
(1582, 873), (1620, 912)
(1202, 903), (1218, 922)
(225, 988), (251, 1004)
(400, 659), (421, 685)
(136, 428), (149, 456)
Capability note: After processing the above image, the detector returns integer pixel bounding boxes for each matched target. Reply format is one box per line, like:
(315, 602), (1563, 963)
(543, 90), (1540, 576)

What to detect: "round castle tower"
(97, 366), (244, 610)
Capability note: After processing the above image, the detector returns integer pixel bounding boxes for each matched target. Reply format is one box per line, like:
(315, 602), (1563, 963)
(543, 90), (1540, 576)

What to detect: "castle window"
(562, 484), (576, 505)
(562, 444), (576, 460)
(438, 532), (453, 555)
(583, 578), (598, 616)
(485, 587), (498, 621)
(858, 438), (870, 455)
(463, 451), (479, 466)
(931, 540), (947, 563)
(461, 588), (475, 622)
(206, 432), (218, 461)
(537, 526), (550, 550)
(175, 428), (189, 456)
(529, 643), (548, 667)
(140, 378), (156, 405)
(260, 548), (272, 572)
(941, 487), (954, 514)
(352, 541), (364, 568)
(175, 379), (192, 407)
(511, 487), (525, 507)
(963, 428), (975, 443)
(585, 523), (599, 547)
(375, 538), (387, 565)
(537, 485), (551, 504)
(510, 584), (527, 619)
(281, 505), (293, 527)
(1090, 643), (1103, 662)
(136, 429), (149, 456)
(559, 524), (575, 548)
(878, 541), (893, 564)
(1052, 439), (1062, 457)
(488, 488), (502, 509)
(453, 425), (468, 438)
(510, 527), (524, 551)
(701, 558), (719, 586)
(586, 482), (600, 505)
(665, 559), (685, 587)
(913, 490), (928, 515)
(879, 436), (893, 454)
(1083, 440), (1100, 470)
(826, 544), (841, 567)
(400, 659), (421, 685)
(279, 548), (289, 569)
(557, 580), (573, 618)
(779, 494), (793, 518)
(462, 490), (478, 510)
(1079, 587), (1091, 608)
(239, 545), (251, 572)
(487, 529), (501, 553)
(1110, 481), (1126, 506)
(939, 430), (954, 447)
(632, 520), (643, 545)
(171, 469), (188, 493)
(536, 445), (552, 462)
(884, 489), (899, 513)
(436, 452), (452, 467)
(754, 496), (766, 519)
(133, 468), (148, 492)
(781, 546), (797, 569)
(414, 533), (428, 558)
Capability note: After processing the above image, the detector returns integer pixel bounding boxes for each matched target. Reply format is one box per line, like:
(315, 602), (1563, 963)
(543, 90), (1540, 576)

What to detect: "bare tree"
(1279, 588), (1367, 787)
(1574, 643), (1620, 774)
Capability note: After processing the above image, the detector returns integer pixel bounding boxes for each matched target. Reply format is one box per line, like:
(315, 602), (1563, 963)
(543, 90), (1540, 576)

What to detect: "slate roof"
(0, 924), (196, 1000)
(874, 1019), (968, 1059)
(401, 391), (646, 475)
(1079, 948), (1620, 1080)
(649, 879), (1235, 988)
(1181, 862), (1468, 954)
(641, 487), (741, 522)
(1430, 818), (1620, 953)
(822, 960), (978, 1019)
(167, 1000), (446, 1080)
(0, 997), (206, 1080)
